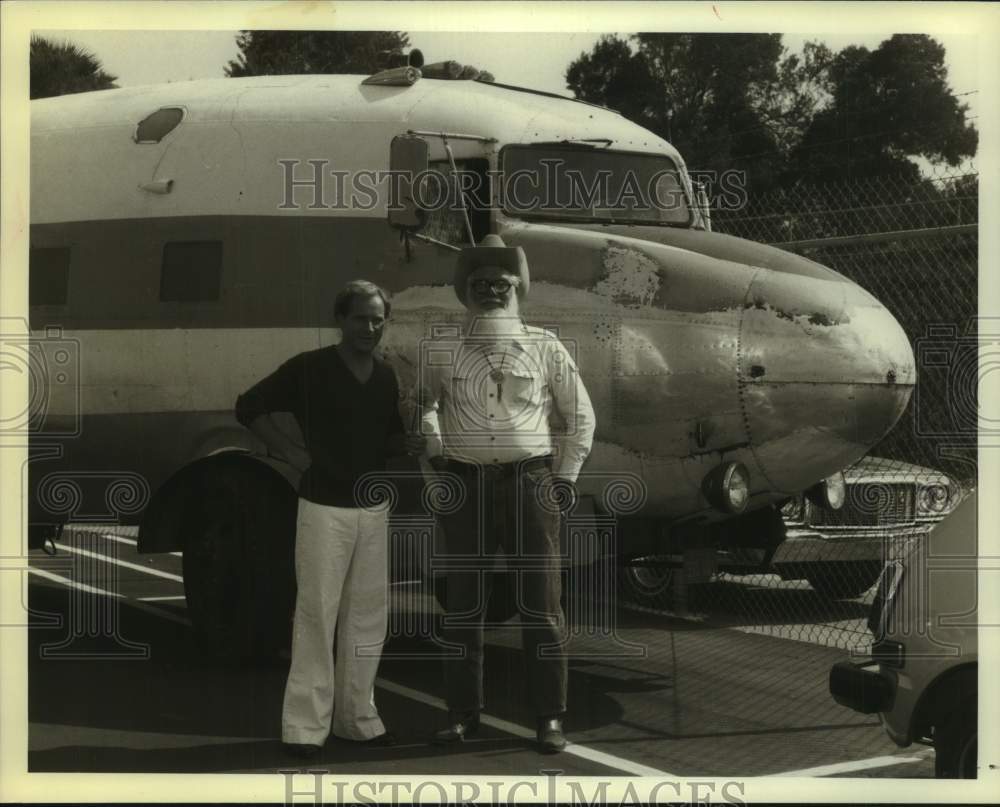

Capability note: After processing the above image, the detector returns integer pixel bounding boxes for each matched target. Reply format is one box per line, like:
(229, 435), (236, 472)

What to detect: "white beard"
(465, 298), (522, 342)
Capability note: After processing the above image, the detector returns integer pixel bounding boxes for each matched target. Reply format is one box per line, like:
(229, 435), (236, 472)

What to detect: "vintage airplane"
(26, 58), (915, 655)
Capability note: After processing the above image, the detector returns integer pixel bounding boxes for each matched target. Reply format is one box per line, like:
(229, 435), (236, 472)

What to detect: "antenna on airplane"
(365, 51), (494, 86)
(366, 49), (426, 86)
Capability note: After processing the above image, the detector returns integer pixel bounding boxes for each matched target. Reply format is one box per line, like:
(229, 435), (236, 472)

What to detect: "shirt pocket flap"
(509, 368), (537, 380)
(507, 368), (545, 405)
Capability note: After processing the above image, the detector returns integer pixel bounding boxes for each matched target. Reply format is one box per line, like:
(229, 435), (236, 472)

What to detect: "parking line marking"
(773, 752), (931, 777)
(28, 566), (191, 627)
(137, 595), (188, 602)
(102, 533), (183, 558)
(53, 542), (185, 584)
(375, 677), (674, 777)
(27, 566), (123, 598)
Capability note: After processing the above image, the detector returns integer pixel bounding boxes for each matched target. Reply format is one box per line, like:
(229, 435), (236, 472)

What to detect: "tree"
(225, 31), (411, 77)
(567, 34), (788, 192)
(788, 35), (978, 184)
(566, 33), (977, 191)
(30, 35), (117, 99)
(753, 41), (836, 162)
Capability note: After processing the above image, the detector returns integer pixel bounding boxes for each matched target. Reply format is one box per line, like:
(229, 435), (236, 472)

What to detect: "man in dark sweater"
(235, 280), (423, 759)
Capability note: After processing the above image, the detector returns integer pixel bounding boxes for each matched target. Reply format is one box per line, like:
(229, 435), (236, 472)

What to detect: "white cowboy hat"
(453, 234), (530, 306)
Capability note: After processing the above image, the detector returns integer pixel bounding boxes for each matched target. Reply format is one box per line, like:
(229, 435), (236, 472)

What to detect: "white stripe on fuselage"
(29, 289), (680, 418)
(34, 327), (339, 416)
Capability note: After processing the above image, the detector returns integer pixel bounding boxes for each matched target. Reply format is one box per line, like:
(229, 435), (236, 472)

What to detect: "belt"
(442, 455), (552, 477)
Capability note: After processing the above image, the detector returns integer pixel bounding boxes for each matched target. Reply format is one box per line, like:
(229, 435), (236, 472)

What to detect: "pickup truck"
(829, 490), (978, 778)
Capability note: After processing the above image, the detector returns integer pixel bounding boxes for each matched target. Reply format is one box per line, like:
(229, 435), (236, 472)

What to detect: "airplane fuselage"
(26, 74), (915, 540)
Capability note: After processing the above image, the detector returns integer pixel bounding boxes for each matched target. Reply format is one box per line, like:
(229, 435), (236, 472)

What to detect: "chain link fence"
(716, 164), (978, 481)
(618, 167), (979, 652)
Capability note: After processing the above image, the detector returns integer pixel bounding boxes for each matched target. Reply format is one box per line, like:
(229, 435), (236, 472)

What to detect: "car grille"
(809, 482), (915, 527)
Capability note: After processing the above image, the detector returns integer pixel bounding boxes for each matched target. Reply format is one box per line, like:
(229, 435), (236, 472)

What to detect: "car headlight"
(702, 461), (750, 514)
(917, 483), (951, 516)
(806, 471), (846, 511)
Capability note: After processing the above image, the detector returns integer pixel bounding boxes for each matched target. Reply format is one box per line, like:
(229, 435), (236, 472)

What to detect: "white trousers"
(281, 498), (389, 744)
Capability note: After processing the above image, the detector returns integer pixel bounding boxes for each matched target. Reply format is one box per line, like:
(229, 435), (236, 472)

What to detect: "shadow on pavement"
(28, 583), (647, 772)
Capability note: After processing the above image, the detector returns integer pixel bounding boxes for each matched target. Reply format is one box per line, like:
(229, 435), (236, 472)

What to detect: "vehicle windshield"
(502, 145), (690, 226)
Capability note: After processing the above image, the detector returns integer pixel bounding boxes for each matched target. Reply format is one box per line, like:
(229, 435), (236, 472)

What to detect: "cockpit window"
(134, 107), (184, 144)
(501, 145), (690, 226)
(419, 158), (490, 247)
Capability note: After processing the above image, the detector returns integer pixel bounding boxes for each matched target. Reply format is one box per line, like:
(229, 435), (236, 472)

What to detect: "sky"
(37, 28), (981, 124)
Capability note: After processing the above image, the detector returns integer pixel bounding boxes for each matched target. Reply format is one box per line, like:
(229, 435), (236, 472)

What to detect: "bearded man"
(418, 234), (596, 753)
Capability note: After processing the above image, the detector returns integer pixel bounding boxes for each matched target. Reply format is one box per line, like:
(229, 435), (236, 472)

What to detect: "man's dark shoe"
(282, 742), (322, 759)
(536, 717), (567, 754)
(333, 731), (398, 748)
(361, 731), (397, 747)
(432, 712), (480, 744)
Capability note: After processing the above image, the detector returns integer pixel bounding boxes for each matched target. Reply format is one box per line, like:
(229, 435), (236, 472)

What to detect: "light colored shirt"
(419, 322), (595, 481)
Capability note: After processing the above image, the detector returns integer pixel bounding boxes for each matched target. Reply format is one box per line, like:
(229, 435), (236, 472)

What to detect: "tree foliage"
(566, 33), (977, 191)
(567, 34), (787, 191)
(225, 31), (411, 77)
(789, 35), (978, 183)
(30, 35), (118, 99)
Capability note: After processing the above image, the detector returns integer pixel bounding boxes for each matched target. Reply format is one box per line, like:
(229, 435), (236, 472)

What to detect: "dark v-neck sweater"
(235, 345), (405, 507)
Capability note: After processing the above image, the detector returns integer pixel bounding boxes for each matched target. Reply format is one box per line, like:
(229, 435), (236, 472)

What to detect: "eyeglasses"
(471, 279), (514, 294)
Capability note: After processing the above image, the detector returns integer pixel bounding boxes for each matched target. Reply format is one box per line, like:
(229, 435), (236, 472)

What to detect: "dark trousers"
(438, 457), (567, 718)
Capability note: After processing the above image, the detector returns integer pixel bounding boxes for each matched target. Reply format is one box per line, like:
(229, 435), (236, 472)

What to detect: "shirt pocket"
(506, 368), (546, 409)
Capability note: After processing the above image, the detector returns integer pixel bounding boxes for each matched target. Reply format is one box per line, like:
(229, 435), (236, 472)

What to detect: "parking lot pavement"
(23, 529), (932, 778)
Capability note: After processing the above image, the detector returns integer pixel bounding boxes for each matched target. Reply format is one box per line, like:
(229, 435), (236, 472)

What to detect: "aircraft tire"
(182, 460), (296, 662)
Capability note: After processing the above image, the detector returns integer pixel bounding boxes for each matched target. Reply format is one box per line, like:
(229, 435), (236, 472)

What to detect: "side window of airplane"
(29, 246), (71, 306)
(134, 107), (185, 144)
(159, 241), (222, 302)
(420, 158), (490, 247)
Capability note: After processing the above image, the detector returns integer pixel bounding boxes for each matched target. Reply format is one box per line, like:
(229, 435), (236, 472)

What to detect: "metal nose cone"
(739, 267), (915, 492)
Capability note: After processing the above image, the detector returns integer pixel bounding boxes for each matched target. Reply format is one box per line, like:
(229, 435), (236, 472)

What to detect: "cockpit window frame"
(499, 143), (694, 229)
(419, 156), (492, 248)
(133, 106), (187, 145)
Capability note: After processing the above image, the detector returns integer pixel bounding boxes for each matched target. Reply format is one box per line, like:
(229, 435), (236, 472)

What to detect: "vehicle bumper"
(829, 660), (893, 714)
(773, 527), (927, 565)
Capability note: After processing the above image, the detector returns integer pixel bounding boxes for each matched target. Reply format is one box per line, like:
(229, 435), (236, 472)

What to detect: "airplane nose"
(739, 267), (915, 492)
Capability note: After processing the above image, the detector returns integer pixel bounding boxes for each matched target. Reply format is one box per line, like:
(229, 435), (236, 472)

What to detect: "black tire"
(935, 696), (977, 778)
(618, 556), (676, 607)
(804, 561), (882, 599)
(182, 459), (297, 661)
